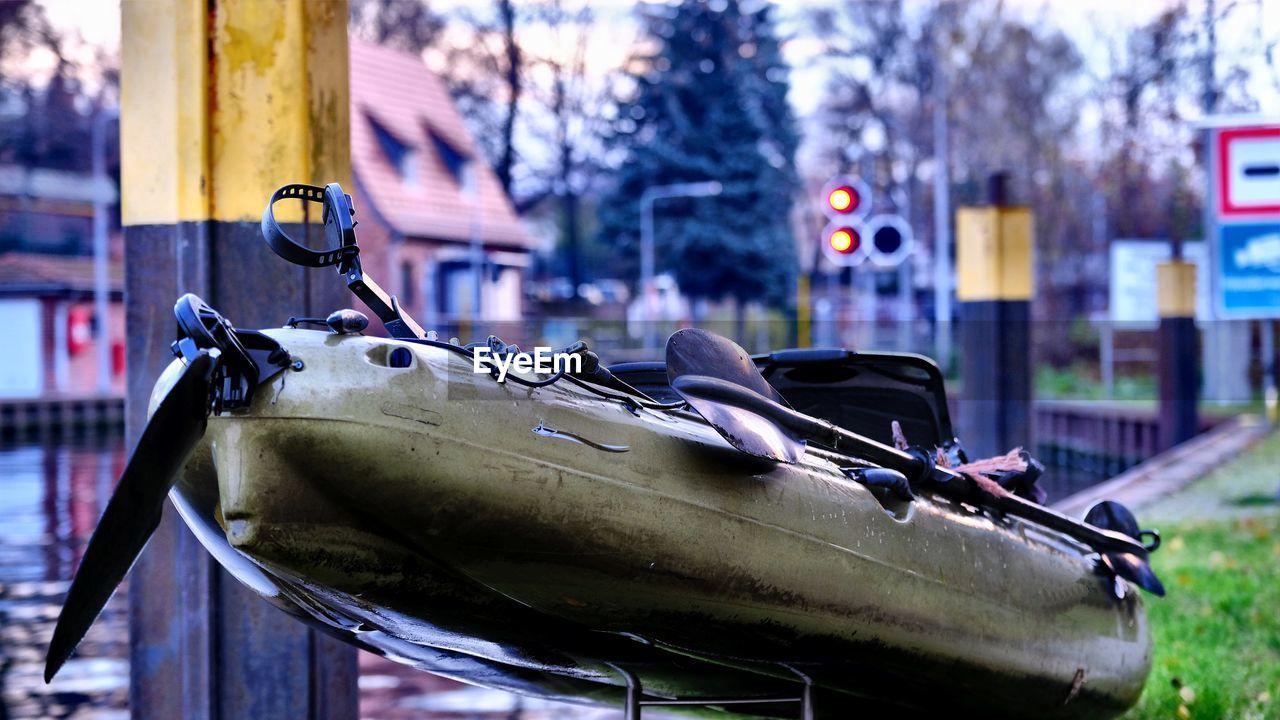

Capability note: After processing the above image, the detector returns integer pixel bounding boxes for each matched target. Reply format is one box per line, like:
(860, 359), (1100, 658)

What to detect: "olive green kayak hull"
(164, 329), (1152, 718)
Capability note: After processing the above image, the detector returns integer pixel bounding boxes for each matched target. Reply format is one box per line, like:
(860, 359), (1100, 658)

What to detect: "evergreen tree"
(597, 0), (799, 310)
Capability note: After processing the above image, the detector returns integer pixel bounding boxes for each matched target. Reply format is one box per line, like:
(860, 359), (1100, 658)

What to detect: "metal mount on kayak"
(172, 294), (292, 412)
(260, 182), (658, 399)
(262, 182), (427, 339)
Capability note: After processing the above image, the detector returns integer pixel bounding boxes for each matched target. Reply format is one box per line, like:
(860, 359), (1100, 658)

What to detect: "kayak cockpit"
(611, 347), (956, 454)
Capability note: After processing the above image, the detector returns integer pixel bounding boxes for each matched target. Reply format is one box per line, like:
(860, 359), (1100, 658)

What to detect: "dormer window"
(429, 130), (470, 187)
(370, 116), (418, 185)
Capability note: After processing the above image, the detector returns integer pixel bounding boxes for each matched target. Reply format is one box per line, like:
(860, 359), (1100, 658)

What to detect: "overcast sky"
(45, 0), (1279, 120)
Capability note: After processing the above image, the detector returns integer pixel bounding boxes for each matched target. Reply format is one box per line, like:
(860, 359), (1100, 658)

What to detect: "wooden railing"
(0, 395), (125, 440)
(1032, 400), (1219, 477)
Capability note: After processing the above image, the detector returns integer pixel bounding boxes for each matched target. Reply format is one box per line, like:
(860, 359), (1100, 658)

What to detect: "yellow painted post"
(956, 173), (1034, 457)
(1156, 259), (1200, 448)
(1156, 261), (1196, 319)
(797, 274), (811, 348)
(122, 1), (357, 717)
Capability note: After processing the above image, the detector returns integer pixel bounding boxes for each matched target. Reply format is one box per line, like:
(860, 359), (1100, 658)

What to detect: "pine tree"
(597, 0), (799, 310)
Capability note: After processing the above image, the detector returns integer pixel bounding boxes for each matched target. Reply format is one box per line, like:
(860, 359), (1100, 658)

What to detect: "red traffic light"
(821, 176), (870, 221)
(828, 226), (860, 254)
(827, 186), (859, 214)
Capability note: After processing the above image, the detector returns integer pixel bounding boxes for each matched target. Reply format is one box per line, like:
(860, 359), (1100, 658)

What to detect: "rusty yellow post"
(121, 1), (357, 717)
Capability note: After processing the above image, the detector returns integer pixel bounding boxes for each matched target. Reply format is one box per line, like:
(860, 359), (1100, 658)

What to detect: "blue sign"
(1218, 221), (1280, 317)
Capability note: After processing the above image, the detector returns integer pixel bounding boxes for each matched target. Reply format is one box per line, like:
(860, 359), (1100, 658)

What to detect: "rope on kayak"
(893, 422), (1042, 504)
(953, 448), (1027, 476)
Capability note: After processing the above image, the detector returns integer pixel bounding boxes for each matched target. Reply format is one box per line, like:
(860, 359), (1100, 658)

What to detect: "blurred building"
(349, 41), (533, 332)
(0, 252), (124, 398)
(0, 162), (123, 398)
(0, 165), (117, 256)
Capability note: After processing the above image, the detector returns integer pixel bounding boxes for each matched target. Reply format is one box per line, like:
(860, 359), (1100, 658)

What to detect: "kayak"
(46, 183), (1161, 719)
(178, 325), (1153, 717)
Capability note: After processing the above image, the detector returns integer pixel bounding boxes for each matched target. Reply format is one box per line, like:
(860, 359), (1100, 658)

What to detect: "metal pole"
(897, 187), (913, 353)
(1198, 0), (1249, 405)
(796, 274), (811, 348)
(1264, 320), (1277, 424)
(91, 105), (117, 394)
(932, 14), (952, 369)
(466, 167), (484, 325)
(641, 192), (655, 352)
(1203, 0), (1217, 116)
(639, 181), (722, 353)
(1101, 319), (1114, 399)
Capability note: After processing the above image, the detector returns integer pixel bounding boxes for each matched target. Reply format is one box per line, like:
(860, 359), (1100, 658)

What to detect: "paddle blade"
(1083, 500), (1142, 539)
(45, 350), (218, 682)
(1102, 552), (1166, 597)
(665, 328), (788, 407)
(671, 374), (806, 463)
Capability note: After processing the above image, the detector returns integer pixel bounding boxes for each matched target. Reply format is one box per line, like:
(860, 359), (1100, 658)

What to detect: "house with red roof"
(349, 41), (534, 331)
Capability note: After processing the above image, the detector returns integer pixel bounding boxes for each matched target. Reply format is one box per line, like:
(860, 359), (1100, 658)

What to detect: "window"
(400, 261), (415, 306)
(429, 131), (470, 186)
(370, 116), (418, 185)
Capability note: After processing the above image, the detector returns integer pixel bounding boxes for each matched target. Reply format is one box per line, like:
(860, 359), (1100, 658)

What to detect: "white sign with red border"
(1218, 125), (1280, 218)
(1203, 118), (1280, 318)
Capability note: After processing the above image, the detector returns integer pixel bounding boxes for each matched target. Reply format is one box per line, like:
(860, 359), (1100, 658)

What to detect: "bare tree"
(440, 1), (524, 197)
(349, 0), (523, 197)
(0, 0), (57, 68)
(807, 0), (1092, 359)
(349, 0), (444, 54)
(522, 0), (610, 291)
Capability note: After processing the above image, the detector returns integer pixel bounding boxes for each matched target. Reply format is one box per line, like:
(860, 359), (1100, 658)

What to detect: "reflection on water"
(1037, 450), (1142, 507)
(0, 434), (129, 720)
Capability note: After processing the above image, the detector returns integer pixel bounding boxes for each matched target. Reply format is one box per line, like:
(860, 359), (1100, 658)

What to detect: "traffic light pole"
(639, 181), (722, 353)
(932, 61), (953, 371)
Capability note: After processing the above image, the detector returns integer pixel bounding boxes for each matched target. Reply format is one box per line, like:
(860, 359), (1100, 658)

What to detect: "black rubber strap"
(260, 183), (358, 269)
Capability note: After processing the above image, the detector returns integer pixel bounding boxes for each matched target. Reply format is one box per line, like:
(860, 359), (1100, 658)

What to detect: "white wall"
(0, 298), (43, 397)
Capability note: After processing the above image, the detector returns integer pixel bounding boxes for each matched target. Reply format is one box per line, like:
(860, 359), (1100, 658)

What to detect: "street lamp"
(639, 180), (723, 352)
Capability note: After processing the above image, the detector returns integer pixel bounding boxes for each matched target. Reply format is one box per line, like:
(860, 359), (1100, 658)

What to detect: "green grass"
(1120, 513), (1280, 719)
(1030, 363), (1265, 419)
(1035, 363), (1157, 402)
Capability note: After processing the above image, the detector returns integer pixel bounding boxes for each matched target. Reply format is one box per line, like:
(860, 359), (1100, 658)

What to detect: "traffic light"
(828, 225), (859, 254)
(822, 221), (867, 266)
(821, 176), (870, 221)
(821, 175), (870, 266)
(827, 185), (856, 213)
(864, 214), (913, 267)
